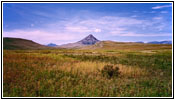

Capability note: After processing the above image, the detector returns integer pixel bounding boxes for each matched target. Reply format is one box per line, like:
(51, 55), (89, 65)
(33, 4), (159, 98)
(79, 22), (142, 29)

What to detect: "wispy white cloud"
(3, 30), (84, 44)
(113, 32), (171, 37)
(133, 11), (138, 13)
(31, 24), (34, 27)
(131, 15), (138, 18)
(94, 28), (101, 33)
(150, 11), (156, 13)
(152, 5), (172, 9)
(160, 11), (168, 13)
(3, 13), (171, 44)
(65, 26), (92, 33)
(153, 17), (163, 20)
(32, 11), (55, 18)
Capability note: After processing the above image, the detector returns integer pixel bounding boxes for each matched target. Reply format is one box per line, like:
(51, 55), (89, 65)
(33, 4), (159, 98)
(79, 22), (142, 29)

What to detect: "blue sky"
(3, 3), (172, 45)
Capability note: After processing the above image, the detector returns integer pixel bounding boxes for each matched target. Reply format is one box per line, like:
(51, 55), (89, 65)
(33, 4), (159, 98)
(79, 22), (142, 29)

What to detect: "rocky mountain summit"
(58, 34), (100, 48)
(78, 34), (99, 45)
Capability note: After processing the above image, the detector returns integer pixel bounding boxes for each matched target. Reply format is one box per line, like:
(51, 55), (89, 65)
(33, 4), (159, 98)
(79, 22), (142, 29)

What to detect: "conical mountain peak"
(79, 34), (100, 45)
(87, 34), (94, 37)
(85, 34), (96, 39)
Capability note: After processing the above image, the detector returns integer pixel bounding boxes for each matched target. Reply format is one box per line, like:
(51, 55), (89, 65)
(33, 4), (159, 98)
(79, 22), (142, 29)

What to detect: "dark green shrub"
(101, 65), (120, 78)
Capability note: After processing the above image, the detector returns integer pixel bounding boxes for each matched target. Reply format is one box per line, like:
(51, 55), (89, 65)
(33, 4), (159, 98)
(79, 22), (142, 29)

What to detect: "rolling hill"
(80, 41), (172, 51)
(3, 37), (49, 50)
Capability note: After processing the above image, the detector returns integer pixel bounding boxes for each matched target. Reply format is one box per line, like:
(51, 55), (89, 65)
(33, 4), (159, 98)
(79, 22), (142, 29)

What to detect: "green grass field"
(3, 44), (172, 97)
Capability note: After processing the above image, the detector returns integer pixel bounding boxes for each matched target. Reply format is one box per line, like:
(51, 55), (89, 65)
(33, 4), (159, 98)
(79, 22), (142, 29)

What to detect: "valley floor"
(3, 46), (172, 97)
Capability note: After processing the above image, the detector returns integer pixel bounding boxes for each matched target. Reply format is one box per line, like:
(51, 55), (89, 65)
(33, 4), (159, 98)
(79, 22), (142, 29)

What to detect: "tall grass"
(3, 49), (172, 97)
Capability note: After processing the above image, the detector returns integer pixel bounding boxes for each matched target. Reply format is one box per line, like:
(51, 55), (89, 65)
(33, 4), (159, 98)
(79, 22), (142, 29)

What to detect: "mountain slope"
(58, 34), (100, 48)
(3, 37), (49, 50)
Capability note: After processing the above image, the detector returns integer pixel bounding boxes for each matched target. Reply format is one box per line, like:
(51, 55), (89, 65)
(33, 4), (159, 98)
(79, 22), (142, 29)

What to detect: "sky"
(3, 3), (172, 45)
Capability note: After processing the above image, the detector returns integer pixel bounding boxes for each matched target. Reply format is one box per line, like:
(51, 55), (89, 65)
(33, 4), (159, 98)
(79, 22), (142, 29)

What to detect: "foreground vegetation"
(3, 45), (172, 97)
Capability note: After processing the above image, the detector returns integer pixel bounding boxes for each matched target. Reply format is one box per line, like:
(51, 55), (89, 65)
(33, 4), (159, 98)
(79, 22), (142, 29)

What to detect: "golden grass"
(50, 60), (149, 78)
(116, 64), (149, 78)
(57, 61), (109, 74)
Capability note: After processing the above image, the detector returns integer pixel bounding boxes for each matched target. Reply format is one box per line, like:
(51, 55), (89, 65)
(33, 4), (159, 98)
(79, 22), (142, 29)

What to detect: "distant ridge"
(135, 41), (144, 43)
(47, 43), (57, 47)
(3, 37), (49, 50)
(147, 41), (172, 44)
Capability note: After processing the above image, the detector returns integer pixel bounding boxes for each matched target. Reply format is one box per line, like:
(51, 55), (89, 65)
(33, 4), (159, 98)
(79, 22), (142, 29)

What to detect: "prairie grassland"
(3, 46), (172, 97)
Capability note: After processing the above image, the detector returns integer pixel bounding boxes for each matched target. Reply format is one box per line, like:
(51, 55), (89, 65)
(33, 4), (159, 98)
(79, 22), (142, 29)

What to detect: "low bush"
(101, 65), (120, 78)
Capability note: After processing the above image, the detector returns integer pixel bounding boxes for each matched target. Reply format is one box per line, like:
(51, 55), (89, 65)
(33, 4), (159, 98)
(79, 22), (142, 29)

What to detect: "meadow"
(3, 44), (172, 97)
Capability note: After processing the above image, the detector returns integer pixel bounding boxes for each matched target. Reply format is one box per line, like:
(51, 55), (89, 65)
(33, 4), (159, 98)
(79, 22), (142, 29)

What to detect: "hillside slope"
(81, 41), (172, 51)
(3, 37), (49, 50)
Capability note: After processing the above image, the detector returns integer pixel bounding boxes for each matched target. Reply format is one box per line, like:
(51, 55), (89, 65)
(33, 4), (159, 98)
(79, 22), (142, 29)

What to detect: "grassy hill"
(82, 41), (172, 51)
(3, 37), (49, 50)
